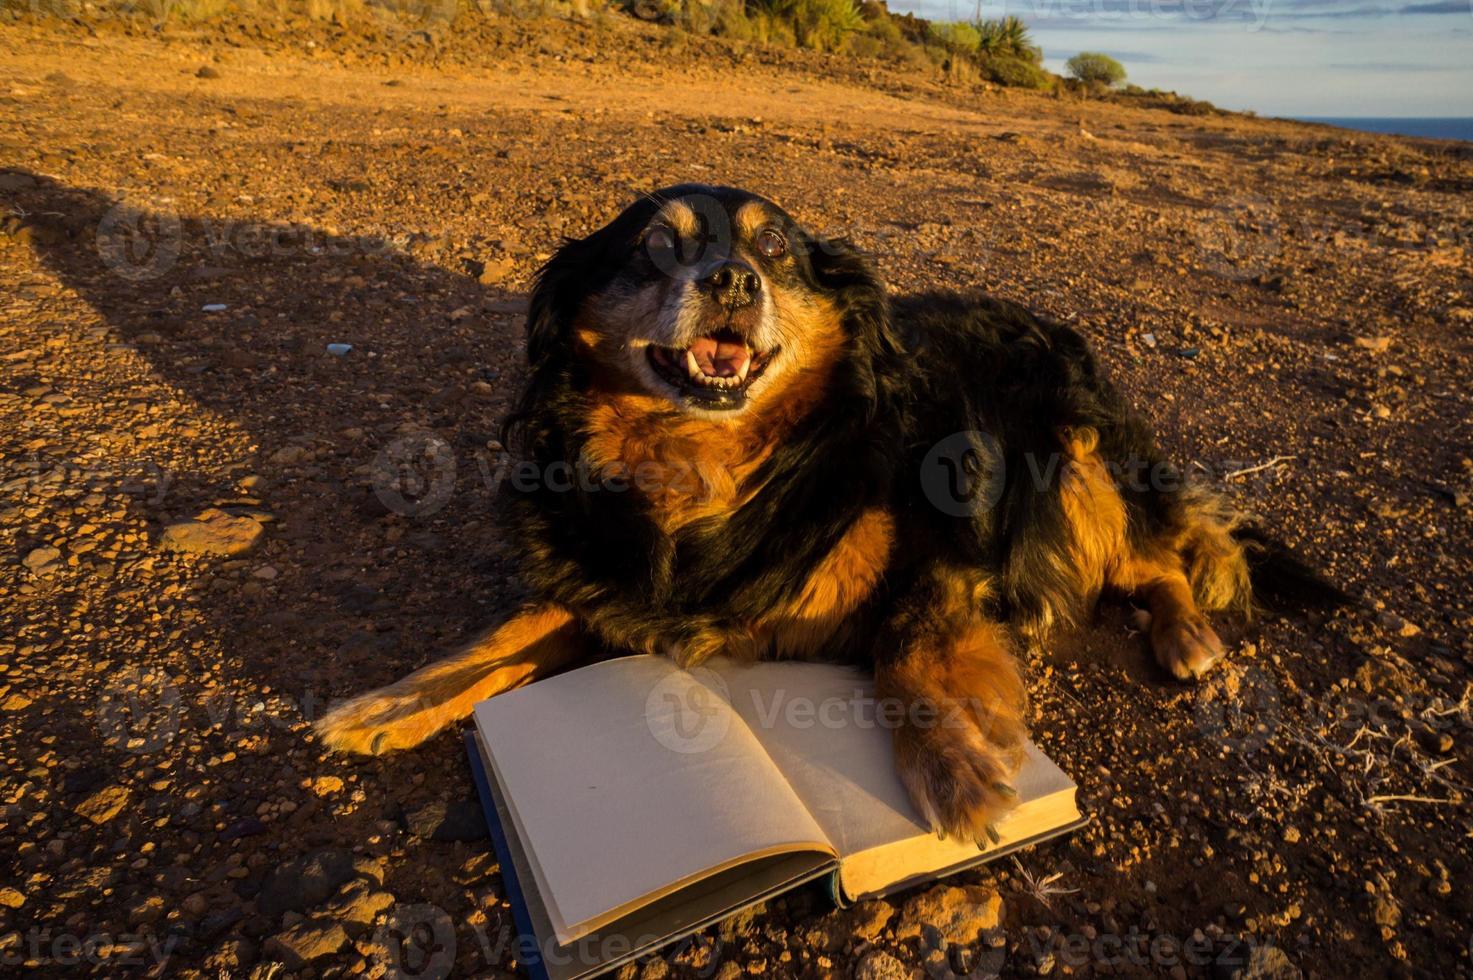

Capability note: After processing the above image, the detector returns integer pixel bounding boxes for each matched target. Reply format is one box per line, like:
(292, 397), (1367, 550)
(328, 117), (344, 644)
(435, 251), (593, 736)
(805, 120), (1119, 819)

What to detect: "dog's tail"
(1176, 487), (1354, 616)
(1233, 525), (1358, 613)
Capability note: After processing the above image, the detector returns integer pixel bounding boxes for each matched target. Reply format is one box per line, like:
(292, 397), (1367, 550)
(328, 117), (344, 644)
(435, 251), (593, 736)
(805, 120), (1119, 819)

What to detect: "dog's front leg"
(874, 577), (1028, 844)
(315, 604), (586, 754)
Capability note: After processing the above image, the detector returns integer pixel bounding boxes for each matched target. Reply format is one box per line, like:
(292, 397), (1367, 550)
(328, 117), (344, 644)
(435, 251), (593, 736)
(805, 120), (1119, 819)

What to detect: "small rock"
(849, 899), (894, 940)
(308, 775), (344, 797)
(324, 879), (394, 935)
(201, 303), (228, 312)
(895, 884), (1003, 946)
(855, 950), (909, 980)
(325, 343), (353, 356)
(1353, 335), (1392, 354)
(405, 798), (488, 842)
(23, 546), (61, 576)
(477, 257), (518, 285)
(0, 888), (23, 909)
(1214, 942), (1302, 980)
(263, 920), (348, 969)
(75, 785), (131, 825)
(252, 565), (279, 580)
(257, 848), (358, 920)
(160, 509), (265, 557)
(268, 445), (309, 466)
(196, 65), (221, 79)
(1371, 894), (1400, 930)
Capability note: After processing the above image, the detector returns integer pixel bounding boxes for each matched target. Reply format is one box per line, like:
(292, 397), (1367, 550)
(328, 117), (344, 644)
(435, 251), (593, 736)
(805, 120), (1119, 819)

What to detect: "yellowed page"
(472, 656), (832, 945)
(709, 659), (1077, 895)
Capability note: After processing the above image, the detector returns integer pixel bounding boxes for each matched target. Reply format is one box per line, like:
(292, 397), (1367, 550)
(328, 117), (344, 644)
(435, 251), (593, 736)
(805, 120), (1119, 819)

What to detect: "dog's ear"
(524, 235), (598, 369)
(804, 234), (900, 356)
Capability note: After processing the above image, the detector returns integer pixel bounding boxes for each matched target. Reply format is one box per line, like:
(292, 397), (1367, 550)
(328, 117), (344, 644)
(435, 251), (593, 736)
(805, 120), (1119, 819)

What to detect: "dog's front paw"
(314, 686), (439, 755)
(1150, 611), (1225, 681)
(892, 706), (1026, 846)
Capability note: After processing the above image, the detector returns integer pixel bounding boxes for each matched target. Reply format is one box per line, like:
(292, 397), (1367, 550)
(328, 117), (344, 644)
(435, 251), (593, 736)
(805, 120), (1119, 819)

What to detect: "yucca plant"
(972, 14), (1039, 64)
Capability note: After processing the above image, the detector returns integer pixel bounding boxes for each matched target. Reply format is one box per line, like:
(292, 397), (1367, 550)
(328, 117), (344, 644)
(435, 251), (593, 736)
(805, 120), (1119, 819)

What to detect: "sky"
(889, 0), (1473, 117)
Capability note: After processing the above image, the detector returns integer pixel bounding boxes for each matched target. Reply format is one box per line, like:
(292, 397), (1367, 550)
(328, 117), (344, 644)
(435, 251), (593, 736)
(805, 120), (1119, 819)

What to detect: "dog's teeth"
(736, 357), (751, 383)
(684, 350), (701, 379)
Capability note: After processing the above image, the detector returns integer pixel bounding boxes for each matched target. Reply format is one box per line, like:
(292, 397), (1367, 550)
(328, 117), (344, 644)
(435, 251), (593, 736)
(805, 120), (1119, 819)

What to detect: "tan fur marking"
(1058, 448), (1128, 603)
(876, 594), (1027, 841)
(579, 316), (847, 534)
(662, 200), (699, 237)
(767, 508), (894, 657)
(735, 201), (771, 238)
(315, 605), (583, 754)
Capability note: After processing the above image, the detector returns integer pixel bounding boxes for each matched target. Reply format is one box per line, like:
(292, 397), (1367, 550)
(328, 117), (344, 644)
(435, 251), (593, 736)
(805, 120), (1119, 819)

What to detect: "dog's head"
(521, 184), (892, 419)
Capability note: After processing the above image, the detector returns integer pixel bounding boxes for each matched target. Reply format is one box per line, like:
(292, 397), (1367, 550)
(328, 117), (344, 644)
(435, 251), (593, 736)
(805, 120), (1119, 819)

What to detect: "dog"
(316, 184), (1341, 842)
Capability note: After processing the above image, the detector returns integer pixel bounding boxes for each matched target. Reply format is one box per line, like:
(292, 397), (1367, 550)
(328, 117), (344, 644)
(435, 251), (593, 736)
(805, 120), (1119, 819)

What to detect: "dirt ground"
(1, 11), (1471, 979)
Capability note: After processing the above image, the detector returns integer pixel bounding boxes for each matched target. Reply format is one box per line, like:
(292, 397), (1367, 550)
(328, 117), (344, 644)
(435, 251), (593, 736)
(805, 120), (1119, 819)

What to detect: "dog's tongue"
(689, 336), (752, 379)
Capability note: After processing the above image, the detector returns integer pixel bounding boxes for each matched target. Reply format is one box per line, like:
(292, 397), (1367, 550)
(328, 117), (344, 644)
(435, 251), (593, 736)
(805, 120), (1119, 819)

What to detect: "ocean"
(1297, 117), (1473, 143)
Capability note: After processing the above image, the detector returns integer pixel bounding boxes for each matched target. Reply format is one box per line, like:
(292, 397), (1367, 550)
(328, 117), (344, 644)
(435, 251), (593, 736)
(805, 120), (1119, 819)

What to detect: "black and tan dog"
(317, 184), (1337, 841)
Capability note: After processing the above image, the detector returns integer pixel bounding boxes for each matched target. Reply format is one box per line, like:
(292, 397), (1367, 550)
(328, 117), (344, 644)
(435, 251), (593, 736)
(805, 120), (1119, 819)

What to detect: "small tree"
(1066, 51), (1126, 88)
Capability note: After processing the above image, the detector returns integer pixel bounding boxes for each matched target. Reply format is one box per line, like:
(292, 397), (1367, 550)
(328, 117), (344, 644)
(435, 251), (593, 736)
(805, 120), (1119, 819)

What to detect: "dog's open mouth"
(646, 329), (777, 408)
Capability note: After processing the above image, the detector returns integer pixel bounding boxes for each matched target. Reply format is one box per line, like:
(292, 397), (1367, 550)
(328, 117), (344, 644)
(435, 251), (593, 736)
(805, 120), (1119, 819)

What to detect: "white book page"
(710, 660), (1076, 862)
(473, 656), (832, 944)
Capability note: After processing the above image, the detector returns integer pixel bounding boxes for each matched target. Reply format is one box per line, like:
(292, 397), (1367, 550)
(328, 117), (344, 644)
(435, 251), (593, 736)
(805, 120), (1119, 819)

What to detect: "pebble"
(257, 848), (359, 920)
(405, 798), (488, 842)
(263, 920), (348, 969)
(895, 884), (1003, 945)
(75, 785), (131, 825)
(855, 950), (909, 980)
(23, 545), (62, 576)
(160, 508), (265, 557)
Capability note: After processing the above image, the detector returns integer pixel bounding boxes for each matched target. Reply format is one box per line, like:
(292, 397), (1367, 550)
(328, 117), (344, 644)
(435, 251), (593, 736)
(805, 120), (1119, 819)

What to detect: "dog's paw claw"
(1151, 615), (1225, 681)
(895, 719), (1024, 845)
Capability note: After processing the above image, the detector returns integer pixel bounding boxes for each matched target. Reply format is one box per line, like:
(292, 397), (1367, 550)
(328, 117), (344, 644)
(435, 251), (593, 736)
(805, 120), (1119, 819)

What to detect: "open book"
(466, 656), (1082, 980)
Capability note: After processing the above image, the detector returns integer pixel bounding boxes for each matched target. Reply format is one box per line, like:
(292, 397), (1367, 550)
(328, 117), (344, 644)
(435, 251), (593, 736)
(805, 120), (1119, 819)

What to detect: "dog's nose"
(701, 260), (760, 309)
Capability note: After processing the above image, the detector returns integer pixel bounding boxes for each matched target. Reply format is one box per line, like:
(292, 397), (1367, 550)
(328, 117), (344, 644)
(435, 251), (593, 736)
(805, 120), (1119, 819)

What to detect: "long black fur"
(499, 185), (1337, 669)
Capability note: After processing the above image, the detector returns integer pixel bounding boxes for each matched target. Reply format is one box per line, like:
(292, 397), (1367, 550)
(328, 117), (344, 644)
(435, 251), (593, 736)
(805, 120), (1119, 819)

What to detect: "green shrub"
(927, 20), (979, 54)
(1066, 51), (1126, 87)
(979, 52), (1051, 89)
(751, 0), (863, 51)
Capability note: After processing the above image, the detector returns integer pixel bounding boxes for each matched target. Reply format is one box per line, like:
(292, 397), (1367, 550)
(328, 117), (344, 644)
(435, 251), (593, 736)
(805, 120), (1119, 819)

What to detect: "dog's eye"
(756, 228), (787, 259)
(645, 225), (676, 255)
